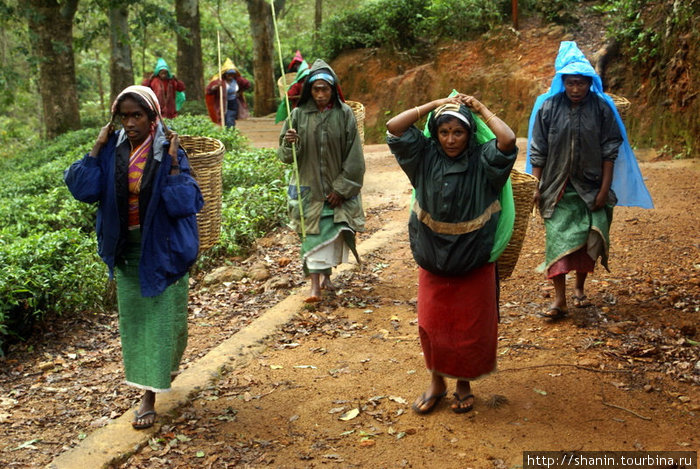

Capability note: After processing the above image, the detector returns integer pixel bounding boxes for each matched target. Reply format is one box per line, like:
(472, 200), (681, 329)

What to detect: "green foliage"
(218, 181), (287, 257)
(600, 0), (659, 63)
(0, 117), (286, 353)
(319, 0), (509, 59)
(424, 0), (504, 39)
(167, 114), (248, 152)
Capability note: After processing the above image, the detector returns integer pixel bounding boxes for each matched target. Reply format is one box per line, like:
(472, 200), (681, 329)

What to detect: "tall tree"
(27, 0), (81, 138)
(244, 0), (283, 116)
(109, 1), (134, 102)
(175, 0), (204, 102)
(314, 0), (322, 45)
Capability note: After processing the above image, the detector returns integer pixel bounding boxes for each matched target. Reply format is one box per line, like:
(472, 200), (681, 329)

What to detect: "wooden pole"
(270, 0), (306, 239)
(512, 0), (518, 30)
(217, 31), (225, 127)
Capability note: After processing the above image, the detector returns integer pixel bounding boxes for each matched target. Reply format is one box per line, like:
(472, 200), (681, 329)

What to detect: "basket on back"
(605, 92), (631, 116)
(498, 169), (538, 280)
(277, 72), (297, 100)
(179, 135), (226, 252)
(345, 100), (365, 146)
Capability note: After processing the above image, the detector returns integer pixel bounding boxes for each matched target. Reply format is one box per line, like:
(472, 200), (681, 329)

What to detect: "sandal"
(132, 410), (157, 430)
(572, 295), (592, 308)
(411, 391), (447, 415)
(451, 393), (474, 414)
(537, 306), (568, 321)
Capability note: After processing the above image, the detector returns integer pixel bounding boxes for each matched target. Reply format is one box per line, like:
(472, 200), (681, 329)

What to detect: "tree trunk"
(244, 0), (279, 116)
(109, 3), (134, 104)
(27, 0), (81, 138)
(314, 0), (322, 45)
(176, 0), (204, 102)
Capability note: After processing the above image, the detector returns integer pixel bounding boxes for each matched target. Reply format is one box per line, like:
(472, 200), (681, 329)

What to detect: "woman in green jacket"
(278, 59), (365, 302)
(386, 94), (516, 414)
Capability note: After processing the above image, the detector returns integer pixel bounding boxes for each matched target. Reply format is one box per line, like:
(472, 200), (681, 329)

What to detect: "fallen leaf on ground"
(339, 408), (360, 421)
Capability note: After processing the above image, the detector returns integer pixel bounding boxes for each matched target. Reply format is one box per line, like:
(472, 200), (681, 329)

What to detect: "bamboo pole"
(217, 31), (225, 127)
(270, 1), (306, 239)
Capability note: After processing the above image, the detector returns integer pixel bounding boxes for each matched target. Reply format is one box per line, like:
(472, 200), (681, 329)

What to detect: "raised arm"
(460, 95), (516, 154)
(385, 97), (457, 136)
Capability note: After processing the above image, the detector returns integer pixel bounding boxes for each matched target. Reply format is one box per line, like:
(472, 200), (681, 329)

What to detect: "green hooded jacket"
(277, 59), (365, 235)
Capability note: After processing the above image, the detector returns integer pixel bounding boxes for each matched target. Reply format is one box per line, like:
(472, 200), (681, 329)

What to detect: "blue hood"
(526, 41), (653, 209)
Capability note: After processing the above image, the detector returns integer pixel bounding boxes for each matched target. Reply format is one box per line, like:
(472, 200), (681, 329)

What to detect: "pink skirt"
(417, 263), (498, 380)
(547, 247), (595, 279)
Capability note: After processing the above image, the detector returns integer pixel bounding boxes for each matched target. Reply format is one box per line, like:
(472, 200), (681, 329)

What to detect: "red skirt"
(417, 263), (498, 380)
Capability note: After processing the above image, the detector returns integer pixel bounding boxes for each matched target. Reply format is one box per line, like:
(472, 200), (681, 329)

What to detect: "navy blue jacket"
(64, 126), (204, 297)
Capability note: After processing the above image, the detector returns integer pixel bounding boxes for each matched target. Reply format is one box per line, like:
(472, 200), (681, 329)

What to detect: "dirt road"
(114, 119), (699, 468)
(1, 117), (697, 469)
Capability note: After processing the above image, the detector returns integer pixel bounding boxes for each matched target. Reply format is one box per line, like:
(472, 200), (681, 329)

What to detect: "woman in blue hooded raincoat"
(526, 42), (653, 320)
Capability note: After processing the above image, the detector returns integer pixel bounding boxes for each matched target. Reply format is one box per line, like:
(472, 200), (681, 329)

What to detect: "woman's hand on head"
(96, 123), (114, 146)
(458, 95), (485, 114)
(167, 131), (180, 157)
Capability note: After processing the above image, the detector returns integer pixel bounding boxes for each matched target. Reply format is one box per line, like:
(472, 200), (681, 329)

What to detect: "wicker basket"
(277, 72), (297, 100)
(179, 135), (226, 251)
(346, 100), (365, 146)
(606, 92), (631, 116)
(498, 168), (538, 280)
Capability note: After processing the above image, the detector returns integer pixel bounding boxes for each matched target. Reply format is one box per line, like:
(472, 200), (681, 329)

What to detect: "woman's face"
(311, 80), (332, 110)
(118, 97), (152, 146)
(564, 75), (591, 103)
(437, 118), (469, 158)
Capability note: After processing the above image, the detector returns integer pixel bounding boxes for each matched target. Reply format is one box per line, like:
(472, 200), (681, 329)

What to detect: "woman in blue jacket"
(65, 86), (203, 429)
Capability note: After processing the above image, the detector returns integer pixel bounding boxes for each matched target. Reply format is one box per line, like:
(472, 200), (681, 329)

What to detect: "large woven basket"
(606, 92), (631, 116)
(498, 169), (538, 280)
(179, 135), (226, 251)
(346, 100), (365, 146)
(277, 72), (297, 100)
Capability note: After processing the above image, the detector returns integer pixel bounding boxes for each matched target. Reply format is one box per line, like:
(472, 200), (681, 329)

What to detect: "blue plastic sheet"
(525, 41), (653, 209)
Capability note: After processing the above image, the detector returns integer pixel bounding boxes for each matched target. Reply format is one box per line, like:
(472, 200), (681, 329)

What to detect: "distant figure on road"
(386, 93), (517, 414)
(287, 49), (305, 73)
(141, 58), (185, 119)
(205, 58), (251, 128)
(278, 59), (365, 302)
(526, 41), (653, 321)
(64, 85), (203, 430)
(275, 59), (311, 123)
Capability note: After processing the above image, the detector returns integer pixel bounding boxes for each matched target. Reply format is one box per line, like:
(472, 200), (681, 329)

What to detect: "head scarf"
(433, 103), (472, 129)
(153, 58), (172, 78)
(211, 58), (239, 82)
(425, 103), (478, 159)
(297, 60), (346, 108)
(308, 72), (335, 85)
(287, 50), (304, 71)
(525, 41), (653, 209)
(111, 85), (163, 123)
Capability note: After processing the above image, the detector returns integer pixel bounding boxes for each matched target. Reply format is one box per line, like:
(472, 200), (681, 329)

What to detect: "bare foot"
(320, 274), (335, 291)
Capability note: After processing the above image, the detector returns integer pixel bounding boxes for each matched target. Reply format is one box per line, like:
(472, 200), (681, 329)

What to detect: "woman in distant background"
(386, 93), (516, 414)
(141, 58), (185, 119)
(64, 86), (203, 429)
(205, 59), (251, 128)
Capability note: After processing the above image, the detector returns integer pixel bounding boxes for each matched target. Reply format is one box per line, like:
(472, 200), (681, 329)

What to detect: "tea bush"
(0, 115), (286, 353)
(319, 0), (511, 58)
